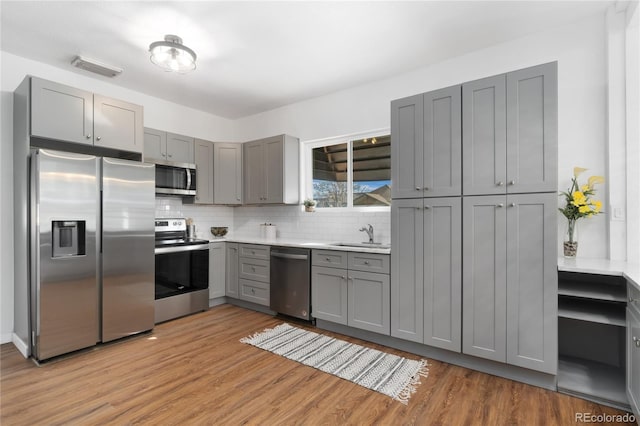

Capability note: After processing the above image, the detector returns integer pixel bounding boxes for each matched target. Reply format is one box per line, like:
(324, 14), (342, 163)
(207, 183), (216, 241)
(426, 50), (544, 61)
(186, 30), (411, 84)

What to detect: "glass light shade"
(149, 35), (196, 73)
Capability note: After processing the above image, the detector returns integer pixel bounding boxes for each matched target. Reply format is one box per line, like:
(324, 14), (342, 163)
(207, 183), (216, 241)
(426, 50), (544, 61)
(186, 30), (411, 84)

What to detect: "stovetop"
(154, 218), (208, 248)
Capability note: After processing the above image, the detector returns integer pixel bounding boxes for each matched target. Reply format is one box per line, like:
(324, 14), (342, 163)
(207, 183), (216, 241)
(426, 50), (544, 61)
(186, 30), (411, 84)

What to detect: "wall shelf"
(558, 298), (626, 327)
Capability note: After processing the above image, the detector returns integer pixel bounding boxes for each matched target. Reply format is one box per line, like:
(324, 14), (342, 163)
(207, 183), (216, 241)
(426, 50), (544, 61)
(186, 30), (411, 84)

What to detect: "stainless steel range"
(154, 218), (209, 323)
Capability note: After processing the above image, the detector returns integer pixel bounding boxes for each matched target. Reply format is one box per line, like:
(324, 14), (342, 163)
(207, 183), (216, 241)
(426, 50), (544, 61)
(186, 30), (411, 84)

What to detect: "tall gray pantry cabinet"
(391, 62), (557, 375)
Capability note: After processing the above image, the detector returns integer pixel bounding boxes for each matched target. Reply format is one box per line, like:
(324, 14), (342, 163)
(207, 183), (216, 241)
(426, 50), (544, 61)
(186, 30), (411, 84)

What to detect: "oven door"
(155, 163), (197, 196)
(154, 244), (209, 299)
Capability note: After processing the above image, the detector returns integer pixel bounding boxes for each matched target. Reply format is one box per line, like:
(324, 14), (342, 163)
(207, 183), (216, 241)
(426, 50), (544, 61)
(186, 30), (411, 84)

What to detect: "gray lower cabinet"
(214, 143), (243, 204)
(391, 197), (461, 351)
(628, 285), (640, 418)
(462, 193), (557, 374)
(195, 139), (214, 204)
(462, 62), (557, 196)
(237, 244), (270, 306)
(391, 86), (461, 199)
(225, 243), (239, 298)
(209, 242), (225, 299)
(243, 134), (299, 204)
(144, 127), (194, 164)
(312, 250), (390, 334)
(29, 77), (143, 153)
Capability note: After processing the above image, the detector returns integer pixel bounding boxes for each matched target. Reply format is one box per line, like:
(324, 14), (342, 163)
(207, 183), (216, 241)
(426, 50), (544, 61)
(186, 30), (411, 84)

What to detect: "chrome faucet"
(359, 224), (374, 244)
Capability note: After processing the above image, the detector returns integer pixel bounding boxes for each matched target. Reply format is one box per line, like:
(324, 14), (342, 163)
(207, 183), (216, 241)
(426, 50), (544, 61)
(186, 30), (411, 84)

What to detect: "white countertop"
(207, 236), (391, 254)
(558, 257), (640, 290)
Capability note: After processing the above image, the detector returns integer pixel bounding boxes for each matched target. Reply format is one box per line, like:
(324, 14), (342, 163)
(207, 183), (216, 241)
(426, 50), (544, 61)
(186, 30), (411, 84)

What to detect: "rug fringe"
(239, 323), (290, 344)
(394, 360), (429, 405)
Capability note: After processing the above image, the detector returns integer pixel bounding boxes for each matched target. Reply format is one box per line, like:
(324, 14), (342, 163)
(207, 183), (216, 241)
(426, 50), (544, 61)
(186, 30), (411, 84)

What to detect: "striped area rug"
(240, 323), (429, 404)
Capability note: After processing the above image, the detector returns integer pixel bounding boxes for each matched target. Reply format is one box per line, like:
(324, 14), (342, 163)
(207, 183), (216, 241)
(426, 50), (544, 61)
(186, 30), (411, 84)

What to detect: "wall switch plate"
(611, 206), (625, 221)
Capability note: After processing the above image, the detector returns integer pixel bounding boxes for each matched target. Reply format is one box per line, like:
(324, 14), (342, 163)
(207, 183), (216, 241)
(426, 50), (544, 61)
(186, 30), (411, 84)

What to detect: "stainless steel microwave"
(155, 162), (196, 196)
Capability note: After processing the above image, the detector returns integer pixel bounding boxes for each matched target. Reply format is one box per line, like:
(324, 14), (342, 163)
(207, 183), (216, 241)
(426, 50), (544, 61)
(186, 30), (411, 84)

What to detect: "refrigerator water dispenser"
(52, 220), (86, 257)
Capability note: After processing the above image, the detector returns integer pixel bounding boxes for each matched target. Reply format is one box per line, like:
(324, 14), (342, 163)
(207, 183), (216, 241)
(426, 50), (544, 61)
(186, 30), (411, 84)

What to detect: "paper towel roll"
(261, 224), (277, 240)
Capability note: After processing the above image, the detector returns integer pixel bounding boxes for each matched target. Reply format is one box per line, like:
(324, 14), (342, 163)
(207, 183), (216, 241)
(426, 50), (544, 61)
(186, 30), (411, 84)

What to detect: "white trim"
(302, 128), (391, 211)
(12, 333), (30, 358)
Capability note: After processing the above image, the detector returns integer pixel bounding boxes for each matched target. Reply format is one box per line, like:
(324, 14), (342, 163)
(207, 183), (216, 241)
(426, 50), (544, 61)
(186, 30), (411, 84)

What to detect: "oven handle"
(155, 244), (209, 255)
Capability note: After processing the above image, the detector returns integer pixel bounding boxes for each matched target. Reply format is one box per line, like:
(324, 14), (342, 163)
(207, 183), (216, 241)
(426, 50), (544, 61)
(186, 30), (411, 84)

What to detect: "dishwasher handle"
(270, 252), (309, 261)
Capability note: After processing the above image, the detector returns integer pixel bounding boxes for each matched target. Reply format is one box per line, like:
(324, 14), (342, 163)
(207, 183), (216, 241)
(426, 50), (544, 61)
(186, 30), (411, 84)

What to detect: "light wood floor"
(0, 304), (632, 425)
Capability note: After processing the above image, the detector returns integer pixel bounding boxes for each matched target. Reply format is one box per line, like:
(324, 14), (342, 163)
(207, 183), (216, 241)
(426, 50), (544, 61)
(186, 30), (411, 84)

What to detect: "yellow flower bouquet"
(559, 167), (604, 256)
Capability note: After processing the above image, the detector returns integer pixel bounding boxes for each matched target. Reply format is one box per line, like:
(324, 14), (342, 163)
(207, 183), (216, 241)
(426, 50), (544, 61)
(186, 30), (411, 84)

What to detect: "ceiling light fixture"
(149, 34), (197, 73)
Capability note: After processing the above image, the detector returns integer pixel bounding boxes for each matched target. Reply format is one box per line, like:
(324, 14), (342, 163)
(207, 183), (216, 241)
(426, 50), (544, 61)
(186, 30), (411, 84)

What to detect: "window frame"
(302, 128), (391, 212)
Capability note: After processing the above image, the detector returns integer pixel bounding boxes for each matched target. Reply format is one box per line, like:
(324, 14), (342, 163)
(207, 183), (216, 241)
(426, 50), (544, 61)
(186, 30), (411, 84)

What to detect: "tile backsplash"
(155, 197), (390, 243)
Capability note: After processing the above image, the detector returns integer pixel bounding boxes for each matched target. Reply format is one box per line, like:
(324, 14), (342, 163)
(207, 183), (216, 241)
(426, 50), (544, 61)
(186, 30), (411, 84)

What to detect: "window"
(305, 131), (391, 209)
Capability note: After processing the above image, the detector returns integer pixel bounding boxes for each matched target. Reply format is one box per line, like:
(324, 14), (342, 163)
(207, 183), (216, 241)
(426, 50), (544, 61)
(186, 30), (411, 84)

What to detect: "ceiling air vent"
(71, 56), (122, 78)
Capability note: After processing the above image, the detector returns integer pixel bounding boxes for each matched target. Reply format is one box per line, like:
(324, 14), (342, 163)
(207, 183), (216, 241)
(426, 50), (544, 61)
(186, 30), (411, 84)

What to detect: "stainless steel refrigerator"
(30, 149), (155, 361)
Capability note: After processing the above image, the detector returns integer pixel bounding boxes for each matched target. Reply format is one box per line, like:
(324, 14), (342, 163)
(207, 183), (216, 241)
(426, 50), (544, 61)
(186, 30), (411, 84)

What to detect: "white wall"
(234, 14), (615, 261)
(0, 52), (237, 342)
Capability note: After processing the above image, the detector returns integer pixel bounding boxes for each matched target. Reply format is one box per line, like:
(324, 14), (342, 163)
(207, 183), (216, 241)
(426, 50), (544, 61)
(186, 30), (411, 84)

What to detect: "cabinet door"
(264, 137), (284, 203)
(243, 141), (265, 204)
(628, 307), (640, 419)
(312, 266), (348, 325)
(143, 128), (167, 162)
(225, 243), (239, 298)
(423, 197), (461, 352)
(462, 195), (507, 362)
(214, 143), (243, 204)
(166, 133), (194, 164)
(209, 242), (226, 299)
(390, 198), (424, 343)
(31, 78), (93, 145)
(194, 139), (214, 204)
(462, 75), (507, 196)
(424, 86), (462, 197)
(349, 270), (390, 335)
(506, 63), (557, 194)
(391, 94), (424, 199)
(93, 95), (143, 153)
(505, 193), (557, 373)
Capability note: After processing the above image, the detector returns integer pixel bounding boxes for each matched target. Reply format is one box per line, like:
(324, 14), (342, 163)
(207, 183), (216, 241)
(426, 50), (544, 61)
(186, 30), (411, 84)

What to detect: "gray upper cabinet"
(462, 75), (507, 196)
(462, 193), (557, 374)
(194, 139), (214, 204)
(30, 77), (143, 154)
(463, 62), (557, 195)
(391, 87), (461, 199)
(391, 94), (423, 199)
(214, 143), (243, 205)
(243, 134), (299, 205)
(506, 63), (557, 194)
(143, 128), (194, 164)
(166, 133), (195, 164)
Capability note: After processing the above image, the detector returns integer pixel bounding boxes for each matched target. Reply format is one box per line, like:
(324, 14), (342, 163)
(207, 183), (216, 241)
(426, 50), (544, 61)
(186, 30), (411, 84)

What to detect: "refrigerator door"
(101, 158), (155, 342)
(32, 149), (99, 361)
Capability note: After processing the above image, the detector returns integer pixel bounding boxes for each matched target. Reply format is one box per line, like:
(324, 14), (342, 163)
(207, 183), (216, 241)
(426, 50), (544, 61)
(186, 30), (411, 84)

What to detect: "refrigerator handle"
(99, 190), (103, 254)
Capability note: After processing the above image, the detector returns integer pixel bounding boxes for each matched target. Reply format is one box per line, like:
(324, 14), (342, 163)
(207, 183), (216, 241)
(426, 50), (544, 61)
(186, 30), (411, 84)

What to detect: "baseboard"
(12, 333), (30, 358)
(209, 296), (227, 308)
(1, 332), (12, 344)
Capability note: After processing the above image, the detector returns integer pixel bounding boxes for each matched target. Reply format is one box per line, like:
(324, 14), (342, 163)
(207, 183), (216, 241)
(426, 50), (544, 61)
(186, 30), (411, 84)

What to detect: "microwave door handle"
(186, 168), (192, 190)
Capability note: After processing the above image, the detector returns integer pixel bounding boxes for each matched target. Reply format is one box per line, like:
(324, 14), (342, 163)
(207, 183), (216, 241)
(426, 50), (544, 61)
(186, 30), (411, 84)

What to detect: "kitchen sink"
(332, 242), (391, 249)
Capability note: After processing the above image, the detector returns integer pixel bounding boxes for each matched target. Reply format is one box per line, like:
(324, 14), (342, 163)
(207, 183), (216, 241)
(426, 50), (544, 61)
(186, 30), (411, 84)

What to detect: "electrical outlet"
(611, 206), (625, 221)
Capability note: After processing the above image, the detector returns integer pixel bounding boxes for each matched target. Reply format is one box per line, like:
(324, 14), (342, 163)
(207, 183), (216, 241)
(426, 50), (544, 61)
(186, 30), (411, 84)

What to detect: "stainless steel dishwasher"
(270, 247), (311, 321)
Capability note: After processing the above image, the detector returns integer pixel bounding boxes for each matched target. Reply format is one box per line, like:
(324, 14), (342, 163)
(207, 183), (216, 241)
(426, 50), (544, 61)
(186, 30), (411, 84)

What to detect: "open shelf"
(558, 280), (627, 302)
(558, 298), (626, 327)
(557, 356), (629, 410)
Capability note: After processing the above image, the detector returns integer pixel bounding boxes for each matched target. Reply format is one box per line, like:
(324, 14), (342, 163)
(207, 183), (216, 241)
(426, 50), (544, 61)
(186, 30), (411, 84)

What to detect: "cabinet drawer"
(312, 250), (348, 269)
(239, 258), (270, 282)
(239, 244), (270, 260)
(630, 283), (640, 315)
(239, 279), (269, 306)
(348, 252), (390, 274)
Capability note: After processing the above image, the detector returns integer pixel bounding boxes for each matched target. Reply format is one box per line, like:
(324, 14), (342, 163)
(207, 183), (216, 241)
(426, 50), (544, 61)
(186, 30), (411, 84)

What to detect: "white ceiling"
(1, 1), (614, 119)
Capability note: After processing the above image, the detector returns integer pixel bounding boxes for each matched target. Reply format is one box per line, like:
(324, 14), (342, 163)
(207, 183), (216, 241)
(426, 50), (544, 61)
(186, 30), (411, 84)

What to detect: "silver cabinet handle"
(424, 186), (429, 191)
(424, 205), (430, 209)
(496, 203), (504, 208)
(96, 136), (101, 141)
(634, 336), (640, 348)
(415, 206), (421, 210)
(341, 276), (345, 280)
(509, 180), (516, 185)
(509, 203), (516, 207)
(497, 181), (504, 186)
(364, 261), (370, 265)
(86, 134), (92, 139)
(325, 257), (331, 261)
(168, 154), (173, 158)
(415, 187), (421, 191)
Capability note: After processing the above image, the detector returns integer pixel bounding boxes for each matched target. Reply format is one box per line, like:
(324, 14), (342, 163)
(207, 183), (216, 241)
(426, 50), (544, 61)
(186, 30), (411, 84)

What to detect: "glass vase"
(563, 219), (578, 258)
